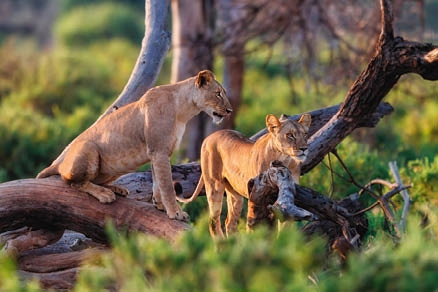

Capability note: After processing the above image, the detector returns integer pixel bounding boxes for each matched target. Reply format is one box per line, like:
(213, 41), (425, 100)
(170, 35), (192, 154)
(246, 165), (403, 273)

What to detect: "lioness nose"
(300, 147), (307, 151)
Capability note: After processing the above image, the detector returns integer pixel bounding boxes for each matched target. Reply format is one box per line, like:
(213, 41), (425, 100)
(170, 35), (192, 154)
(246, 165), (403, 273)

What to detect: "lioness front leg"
(150, 154), (189, 221)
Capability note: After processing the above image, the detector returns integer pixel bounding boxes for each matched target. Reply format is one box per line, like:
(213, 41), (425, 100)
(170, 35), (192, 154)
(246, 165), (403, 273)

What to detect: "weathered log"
(246, 161), (367, 243)
(0, 178), (191, 243)
(19, 268), (79, 290)
(1, 227), (64, 256)
(18, 248), (102, 273)
(247, 161), (316, 229)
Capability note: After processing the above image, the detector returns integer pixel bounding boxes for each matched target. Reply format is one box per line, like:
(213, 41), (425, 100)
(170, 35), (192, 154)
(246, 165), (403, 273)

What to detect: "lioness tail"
(36, 164), (59, 179)
(177, 175), (204, 203)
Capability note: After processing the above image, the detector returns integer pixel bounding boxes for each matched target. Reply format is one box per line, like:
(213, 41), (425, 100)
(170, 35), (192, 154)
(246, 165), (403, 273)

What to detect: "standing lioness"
(37, 70), (232, 221)
(178, 114), (311, 236)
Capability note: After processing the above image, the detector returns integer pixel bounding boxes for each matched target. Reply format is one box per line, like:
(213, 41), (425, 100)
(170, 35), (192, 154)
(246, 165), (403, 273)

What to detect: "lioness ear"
(298, 113), (311, 131)
(195, 70), (215, 88)
(279, 114), (289, 122)
(266, 114), (281, 133)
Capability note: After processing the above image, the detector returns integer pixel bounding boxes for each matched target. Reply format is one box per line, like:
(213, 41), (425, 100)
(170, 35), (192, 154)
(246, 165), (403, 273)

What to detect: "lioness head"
(195, 70), (232, 124)
(266, 113), (312, 162)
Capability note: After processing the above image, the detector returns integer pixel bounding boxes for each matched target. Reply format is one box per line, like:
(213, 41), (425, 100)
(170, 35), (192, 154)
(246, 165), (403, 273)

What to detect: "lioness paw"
(167, 208), (190, 222)
(94, 190), (116, 203)
(107, 185), (129, 197)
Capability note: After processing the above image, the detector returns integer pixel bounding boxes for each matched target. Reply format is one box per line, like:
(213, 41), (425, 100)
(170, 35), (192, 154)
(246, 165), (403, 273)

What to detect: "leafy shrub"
(75, 217), (326, 291)
(320, 215), (438, 291)
(55, 3), (143, 47)
(401, 156), (438, 205)
(0, 255), (41, 291)
(0, 39), (139, 180)
(60, 0), (145, 13)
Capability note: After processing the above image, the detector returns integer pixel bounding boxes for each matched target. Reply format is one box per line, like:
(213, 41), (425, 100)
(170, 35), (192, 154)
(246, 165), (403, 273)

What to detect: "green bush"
(401, 156), (438, 205)
(60, 0), (145, 13)
(0, 40), (139, 180)
(55, 3), (143, 47)
(1, 214), (437, 291)
(320, 215), (438, 291)
(75, 217), (325, 291)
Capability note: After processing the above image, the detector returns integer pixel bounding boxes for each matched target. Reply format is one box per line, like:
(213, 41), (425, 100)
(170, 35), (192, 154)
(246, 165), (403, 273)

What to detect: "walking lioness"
(178, 113), (311, 236)
(37, 70), (232, 221)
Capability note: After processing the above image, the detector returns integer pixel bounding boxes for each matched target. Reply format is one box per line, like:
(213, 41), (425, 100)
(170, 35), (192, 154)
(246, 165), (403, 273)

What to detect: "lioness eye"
(216, 91), (221, 98)
(287, 133), (295, 140)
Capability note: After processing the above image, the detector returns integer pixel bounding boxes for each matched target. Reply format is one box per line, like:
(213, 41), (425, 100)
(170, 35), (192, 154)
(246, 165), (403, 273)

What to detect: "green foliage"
(0, 39), (139, 180)
(320, 215), (438, 291)
(75, 218), (325, 291)
(55, 2), (143, 47)
(401, 156), (438, 204)
(0, 255), (42, 291)
(60, 0), (145, 13)
(1, 214), (437, 291)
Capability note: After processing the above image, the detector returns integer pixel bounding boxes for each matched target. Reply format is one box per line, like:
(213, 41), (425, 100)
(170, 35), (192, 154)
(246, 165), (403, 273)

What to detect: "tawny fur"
(178, 114), (311, 236)
(37, 70), (232, 221)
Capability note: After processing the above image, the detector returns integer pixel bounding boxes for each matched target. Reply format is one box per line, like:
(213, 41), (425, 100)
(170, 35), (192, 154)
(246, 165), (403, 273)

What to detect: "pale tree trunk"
(171, 0), (216, 160)
(51, 0), (171, 166)
(218, 0), (245, 130)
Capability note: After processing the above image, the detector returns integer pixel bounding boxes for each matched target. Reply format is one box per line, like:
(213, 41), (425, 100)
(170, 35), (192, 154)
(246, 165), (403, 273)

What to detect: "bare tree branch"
(100, 0), (171, 117)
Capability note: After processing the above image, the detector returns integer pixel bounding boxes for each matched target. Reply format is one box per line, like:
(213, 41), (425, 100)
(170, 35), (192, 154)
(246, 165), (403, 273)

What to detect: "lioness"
(178, 113), (311, 236)
(37, 70), (232, 221)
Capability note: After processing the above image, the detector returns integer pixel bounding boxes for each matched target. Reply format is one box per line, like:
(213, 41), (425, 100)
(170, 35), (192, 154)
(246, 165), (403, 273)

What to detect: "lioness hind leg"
(57, 141), (116, 203)
(205, 181), (226, 238)
(72, 181), (116, 203)
(225, 190), (244, 236)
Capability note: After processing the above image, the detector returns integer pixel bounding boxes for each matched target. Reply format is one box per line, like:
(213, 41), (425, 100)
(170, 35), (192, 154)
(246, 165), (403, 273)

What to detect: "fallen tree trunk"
(0, 178), (191, 244)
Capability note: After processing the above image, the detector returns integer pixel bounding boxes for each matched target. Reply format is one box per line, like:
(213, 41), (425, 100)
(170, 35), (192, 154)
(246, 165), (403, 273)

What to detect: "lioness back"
(200, 130), (257, 196)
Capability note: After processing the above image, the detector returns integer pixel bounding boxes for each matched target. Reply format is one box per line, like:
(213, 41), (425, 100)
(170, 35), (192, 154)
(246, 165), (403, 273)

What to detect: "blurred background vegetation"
(0, 0), (436, 290)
